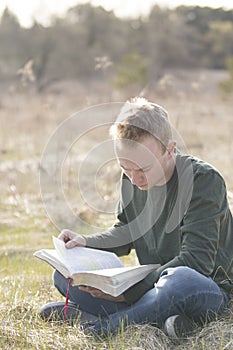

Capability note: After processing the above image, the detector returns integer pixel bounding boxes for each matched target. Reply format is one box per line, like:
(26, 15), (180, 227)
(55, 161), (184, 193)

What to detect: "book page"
(52, 236), (124, 274)
(34, 238), (160, 296)
(34, 248), (70, 277)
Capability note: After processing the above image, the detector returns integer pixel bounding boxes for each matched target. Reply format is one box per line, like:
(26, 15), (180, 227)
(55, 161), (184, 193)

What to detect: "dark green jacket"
(86, 153), (233, 304)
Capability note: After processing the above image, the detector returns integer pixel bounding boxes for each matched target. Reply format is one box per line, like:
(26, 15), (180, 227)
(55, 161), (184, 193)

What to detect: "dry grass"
(0, 69), (232, 349)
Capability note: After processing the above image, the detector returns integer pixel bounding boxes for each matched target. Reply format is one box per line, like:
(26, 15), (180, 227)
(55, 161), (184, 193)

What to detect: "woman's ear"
(167, 141), (176, 157)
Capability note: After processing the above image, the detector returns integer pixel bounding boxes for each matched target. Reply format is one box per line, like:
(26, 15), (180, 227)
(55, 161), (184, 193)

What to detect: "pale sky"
(0, 0), (232, 27)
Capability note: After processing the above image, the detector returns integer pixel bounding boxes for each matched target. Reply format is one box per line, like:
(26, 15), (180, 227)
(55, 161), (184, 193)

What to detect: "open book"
(34, 236), (160, 297)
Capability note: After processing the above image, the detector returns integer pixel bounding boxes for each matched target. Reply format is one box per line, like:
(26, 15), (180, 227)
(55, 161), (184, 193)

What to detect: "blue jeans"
(53, 266), (230, 335)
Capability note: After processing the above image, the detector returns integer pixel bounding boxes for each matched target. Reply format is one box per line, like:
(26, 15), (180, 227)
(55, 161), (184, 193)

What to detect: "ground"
(0, 69), (232, 349)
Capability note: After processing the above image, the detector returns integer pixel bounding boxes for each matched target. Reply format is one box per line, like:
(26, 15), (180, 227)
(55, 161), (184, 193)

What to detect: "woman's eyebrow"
(120, 163), (152, 171)
(139, 164), (152, 172)
(119, 164), (129, 170)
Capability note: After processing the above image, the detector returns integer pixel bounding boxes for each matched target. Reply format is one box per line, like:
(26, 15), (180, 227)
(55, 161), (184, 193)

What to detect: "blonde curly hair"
(110, 97), (172, 152)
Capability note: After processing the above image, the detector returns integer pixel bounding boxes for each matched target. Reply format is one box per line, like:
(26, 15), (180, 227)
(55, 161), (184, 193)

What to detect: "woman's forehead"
(116, 140), (162, 169)
(116, 137), (161, 156)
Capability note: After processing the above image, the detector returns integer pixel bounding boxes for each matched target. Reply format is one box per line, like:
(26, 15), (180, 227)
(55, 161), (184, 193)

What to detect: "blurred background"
(0, 0), (233, 243)
(0, 4), (232, 349)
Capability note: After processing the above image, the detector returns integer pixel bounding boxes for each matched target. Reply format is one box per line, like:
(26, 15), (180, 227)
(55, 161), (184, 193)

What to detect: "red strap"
(64, 278), (72, 322)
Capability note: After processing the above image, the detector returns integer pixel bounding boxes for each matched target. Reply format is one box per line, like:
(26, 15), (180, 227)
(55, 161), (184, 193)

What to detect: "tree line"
(0, 4), (233, 90)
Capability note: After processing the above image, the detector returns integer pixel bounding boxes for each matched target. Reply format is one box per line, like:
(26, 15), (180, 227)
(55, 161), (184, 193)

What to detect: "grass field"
(0, 69), (233, 349)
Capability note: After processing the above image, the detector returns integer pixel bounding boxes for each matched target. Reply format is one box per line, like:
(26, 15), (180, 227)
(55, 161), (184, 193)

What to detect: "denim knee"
(53, 270), (61, 288)
(154, 267), (191, 309)
(53, 270), (68, 297)
(154, 267), (202, 318)
(159, 266), (196, 280)
(157, 266), (203, 294)
(154, 266), (229, 324)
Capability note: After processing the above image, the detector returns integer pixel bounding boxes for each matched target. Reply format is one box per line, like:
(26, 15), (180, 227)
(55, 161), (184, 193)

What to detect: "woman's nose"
(130, 170), (143, 185)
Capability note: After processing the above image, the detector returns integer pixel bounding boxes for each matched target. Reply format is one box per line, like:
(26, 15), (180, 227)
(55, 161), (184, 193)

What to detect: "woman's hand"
(58, 229), (86, 248)
(59, 230), (126, 302)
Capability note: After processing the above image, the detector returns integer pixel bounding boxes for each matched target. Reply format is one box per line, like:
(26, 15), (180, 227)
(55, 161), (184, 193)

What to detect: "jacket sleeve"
(123, 170), (228, 305)
(85, 216), (133, 257)
(85, 175), (134, 256)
